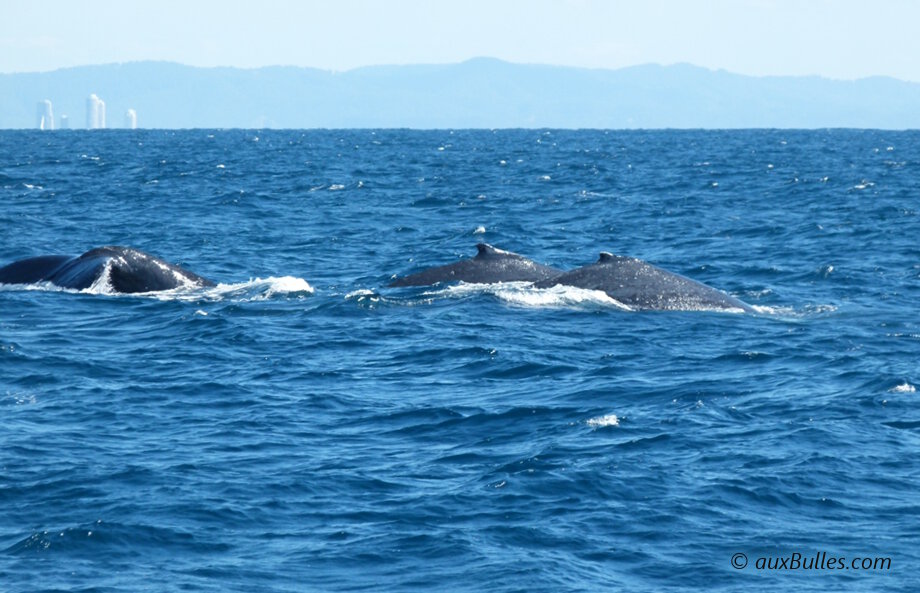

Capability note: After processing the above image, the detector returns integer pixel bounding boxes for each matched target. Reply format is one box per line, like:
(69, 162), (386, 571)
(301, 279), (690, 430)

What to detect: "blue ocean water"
(1, 129), (918, 592)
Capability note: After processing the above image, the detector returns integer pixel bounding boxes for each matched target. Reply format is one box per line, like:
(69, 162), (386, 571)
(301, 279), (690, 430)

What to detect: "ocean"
(1, 129), (918, 592)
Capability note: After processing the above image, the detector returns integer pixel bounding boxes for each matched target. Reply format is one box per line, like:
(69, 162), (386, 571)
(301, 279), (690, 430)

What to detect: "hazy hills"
(2, 58), (919, 129)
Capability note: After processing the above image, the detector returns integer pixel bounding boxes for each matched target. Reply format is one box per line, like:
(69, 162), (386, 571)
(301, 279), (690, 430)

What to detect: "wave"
(4, 520), (231, 556)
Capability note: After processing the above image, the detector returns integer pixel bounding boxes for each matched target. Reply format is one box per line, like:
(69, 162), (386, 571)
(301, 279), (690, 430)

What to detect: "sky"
(2, 0), (919, 81)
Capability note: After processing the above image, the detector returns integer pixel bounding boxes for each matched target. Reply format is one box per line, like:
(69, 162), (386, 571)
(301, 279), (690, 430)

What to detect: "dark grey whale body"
(534, 252), (754, 312)
(0, 246), (214, 293)
(389, 243), (562, 287)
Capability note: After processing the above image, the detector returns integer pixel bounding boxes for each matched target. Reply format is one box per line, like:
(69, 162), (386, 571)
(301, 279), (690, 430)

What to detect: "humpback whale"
(389, 243), (563, 287)
(0, 246), (215, 293)
(534, 252), (754, 312)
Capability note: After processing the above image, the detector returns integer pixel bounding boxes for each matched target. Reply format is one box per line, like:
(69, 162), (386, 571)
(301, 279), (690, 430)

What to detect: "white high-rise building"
(124, 109), (137, 129)
(60, 115), (70, 129)
(86, 94), (106, 129)
(86, 94), (97, 128)
(36, 100), (54, 130)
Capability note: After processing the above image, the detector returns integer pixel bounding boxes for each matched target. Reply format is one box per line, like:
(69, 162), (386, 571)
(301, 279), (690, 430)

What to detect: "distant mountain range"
(2, 58), (919, 129)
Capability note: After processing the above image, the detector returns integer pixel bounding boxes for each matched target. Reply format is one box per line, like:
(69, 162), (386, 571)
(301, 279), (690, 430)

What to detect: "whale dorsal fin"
(476, 243), (509, 258)
(598, 252), (616, 263)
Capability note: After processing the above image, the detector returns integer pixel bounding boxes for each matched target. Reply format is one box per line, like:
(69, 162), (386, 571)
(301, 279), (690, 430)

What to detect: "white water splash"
(427, 282), (633, 310)
(2, 275), (314, 302)
(345, 289), (376, 299)
(0, 280), (66, 293)
(889, 383), (916, 393)
(121, 276), (314, 301)
(345, 289), (381, 305)
(204, 276), (314, 301)
(586, 414), (620, 428)
(261, 276), (314, 298)
(435, 280), (528, 297)
(494, 284), (632, 310)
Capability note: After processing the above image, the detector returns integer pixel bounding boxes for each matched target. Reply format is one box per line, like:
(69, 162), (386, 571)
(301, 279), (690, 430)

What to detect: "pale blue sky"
(2, 0), (918, 81)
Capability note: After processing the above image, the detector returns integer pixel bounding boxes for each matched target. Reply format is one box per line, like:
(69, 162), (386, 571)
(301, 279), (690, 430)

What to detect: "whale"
(389, 243), (563, 287)
(534, 252), (754, 312)
(0, 246), (215, 293)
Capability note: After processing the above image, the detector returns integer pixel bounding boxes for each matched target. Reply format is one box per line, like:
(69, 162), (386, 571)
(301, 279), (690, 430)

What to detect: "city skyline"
(31, 94), (139, 130)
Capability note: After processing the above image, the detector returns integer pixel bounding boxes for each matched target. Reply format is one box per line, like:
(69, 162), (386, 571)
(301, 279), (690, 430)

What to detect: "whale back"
(47, 247), (215, 293)
(0, 255), (72, 285)
(389, 243), (562, 287)
(535, 252), (753, 312)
